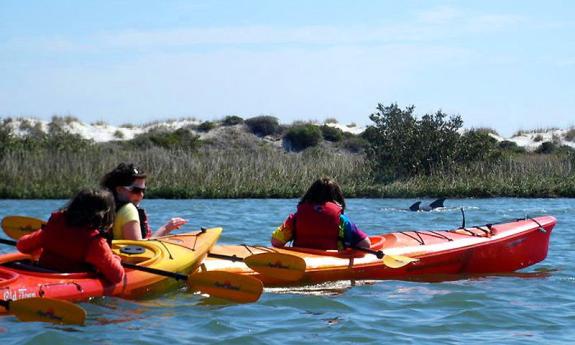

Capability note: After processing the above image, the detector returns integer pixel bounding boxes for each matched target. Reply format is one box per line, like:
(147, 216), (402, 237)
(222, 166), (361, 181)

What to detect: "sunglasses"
(123, 185), (146, 194)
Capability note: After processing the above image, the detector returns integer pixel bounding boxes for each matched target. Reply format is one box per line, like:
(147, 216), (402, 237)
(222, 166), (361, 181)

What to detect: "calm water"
(1, 198), (574, 344)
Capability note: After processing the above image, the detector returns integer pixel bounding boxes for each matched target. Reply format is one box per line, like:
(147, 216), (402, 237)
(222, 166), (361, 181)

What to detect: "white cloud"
(2, 6), (530, 55)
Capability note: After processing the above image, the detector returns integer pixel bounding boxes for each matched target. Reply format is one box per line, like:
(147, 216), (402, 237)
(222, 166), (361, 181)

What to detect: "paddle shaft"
(0, 299), (11, 310)
(351, 246), (384, 259)
(121, 262), (187, 280)
(0, 238), (17, 246)
(207, 252), (244, 262)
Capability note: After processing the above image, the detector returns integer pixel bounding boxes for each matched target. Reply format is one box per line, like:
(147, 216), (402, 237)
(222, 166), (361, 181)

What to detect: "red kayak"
(203, 216), (556, 285)
(0, 228), (221, 309)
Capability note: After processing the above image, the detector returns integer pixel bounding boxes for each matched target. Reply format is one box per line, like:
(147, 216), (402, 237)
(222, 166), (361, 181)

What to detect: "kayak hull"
(203, 216), (555, 286)
(0, 228), (221, 310)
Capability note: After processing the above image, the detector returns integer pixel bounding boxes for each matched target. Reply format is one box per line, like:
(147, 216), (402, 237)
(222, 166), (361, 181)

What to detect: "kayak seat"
(1, 259), (97, 274)
(2, 259), (62, 273)
(373, 234), (397, 250)
(0, 268), (19, 287)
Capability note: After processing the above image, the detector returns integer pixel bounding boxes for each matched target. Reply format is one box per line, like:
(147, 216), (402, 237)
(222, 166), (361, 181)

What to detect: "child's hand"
(164, 217), (188, 231)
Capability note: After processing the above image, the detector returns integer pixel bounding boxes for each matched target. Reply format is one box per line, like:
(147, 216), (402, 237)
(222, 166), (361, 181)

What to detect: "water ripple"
(1, 198), (574, 344)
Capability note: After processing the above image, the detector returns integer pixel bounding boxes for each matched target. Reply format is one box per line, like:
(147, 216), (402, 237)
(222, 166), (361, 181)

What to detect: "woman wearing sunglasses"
(101, 163), (187, 240)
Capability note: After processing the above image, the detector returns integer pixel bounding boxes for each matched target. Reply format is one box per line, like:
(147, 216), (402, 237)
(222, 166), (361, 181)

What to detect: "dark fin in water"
(429, 198), (446, 209)
(409, 201), (421, 211)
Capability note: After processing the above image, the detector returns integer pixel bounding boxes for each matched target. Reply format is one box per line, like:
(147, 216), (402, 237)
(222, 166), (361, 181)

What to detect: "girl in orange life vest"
(101, 163), (188, 240)
(16, 189), (125, 284)
(271, 178), (371, 250)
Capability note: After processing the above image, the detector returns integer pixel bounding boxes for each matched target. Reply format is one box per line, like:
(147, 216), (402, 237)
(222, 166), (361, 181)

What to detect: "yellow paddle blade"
(382, 253), (419, 269)
(188, 271), (263, 303)
(8, 298), (86, 325)
(244, 252), (306, 282)
(1, 216), (45, 240)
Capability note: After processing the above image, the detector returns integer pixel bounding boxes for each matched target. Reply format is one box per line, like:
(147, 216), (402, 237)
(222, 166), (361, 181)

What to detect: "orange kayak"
(0, 228), (221, 311)
(202, 216), (556, 286)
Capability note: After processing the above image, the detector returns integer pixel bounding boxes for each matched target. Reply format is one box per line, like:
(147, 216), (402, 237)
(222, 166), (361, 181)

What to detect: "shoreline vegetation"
(1, 103), (574, 199)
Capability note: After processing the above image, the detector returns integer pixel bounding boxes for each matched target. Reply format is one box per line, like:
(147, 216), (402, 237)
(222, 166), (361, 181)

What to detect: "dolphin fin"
(429, 198), (446, 209)
(409, 201), (421, 211)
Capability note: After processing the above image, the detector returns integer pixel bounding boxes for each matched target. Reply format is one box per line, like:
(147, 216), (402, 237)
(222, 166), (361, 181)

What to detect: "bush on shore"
(1, 104), (575, 198)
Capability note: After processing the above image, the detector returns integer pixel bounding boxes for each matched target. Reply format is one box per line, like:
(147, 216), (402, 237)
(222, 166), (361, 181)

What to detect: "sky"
(1, 1), (573, 137)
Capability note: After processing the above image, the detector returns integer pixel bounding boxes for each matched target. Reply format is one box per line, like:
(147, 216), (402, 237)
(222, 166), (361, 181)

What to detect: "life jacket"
(37, 211), (105, 272)
(116, 201), (152, 239)
(293, 202), (343, 250)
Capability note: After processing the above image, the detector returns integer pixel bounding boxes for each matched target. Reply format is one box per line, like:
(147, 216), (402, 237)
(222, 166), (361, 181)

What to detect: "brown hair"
(100, 163), (147, 199)
(63, 189), (116, 230)
(299, 177), (346, 211)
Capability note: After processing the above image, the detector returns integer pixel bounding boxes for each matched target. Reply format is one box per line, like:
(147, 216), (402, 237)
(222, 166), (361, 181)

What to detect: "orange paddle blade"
(1, 216), (45, 240)
(244, 252), (306, 282)
(188, 271), (263, 303)
(5, 297), (86, 325)
(382, 253), (419, 268)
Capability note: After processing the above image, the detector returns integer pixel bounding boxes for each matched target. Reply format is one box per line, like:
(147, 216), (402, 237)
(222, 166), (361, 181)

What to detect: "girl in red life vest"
(16, 189), (125, 284)
(100, 163), (187, 240)
(271, 178), (371, 250)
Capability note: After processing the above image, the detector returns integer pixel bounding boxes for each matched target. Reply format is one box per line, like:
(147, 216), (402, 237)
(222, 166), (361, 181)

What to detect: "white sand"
(4, 117), (574, 151)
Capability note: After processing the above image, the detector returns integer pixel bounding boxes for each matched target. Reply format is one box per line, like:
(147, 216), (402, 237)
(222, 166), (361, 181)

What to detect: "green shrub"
(499, 140), (526, 153)
(63, 116), (79, 124)
(340, 136), (369, 153)
(113, 130), (125, 139)
(245, 116), (280, 137)
(129, 128), (200, 150)
(534, 134), (543, 142)
(365, 103), (464, 180)
(535, 141), (556, 154)
(470, 127), (499, 136)
(324, 118), (338, 124)
(284, 124), (322, 151)
(19, 119), (33, 131)
(457, 129), (499, 163)
(0, 123), (13, 159)
(320, 125), (344, 142)
(222, 115), (244, 126)
(49, 116), (67, 134)
(565, 128), (575, 142)
(197, 121), (216, 132)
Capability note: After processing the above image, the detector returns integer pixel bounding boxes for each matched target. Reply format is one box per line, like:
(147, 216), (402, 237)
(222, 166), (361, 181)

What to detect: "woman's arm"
(271, 214), (295, 247)
(122, 221), (144, 240)
(16, 229), (43, 255)
(86, 238), (125, 284)
(153, 217), (188, 237)
(340, 214), (371, 249)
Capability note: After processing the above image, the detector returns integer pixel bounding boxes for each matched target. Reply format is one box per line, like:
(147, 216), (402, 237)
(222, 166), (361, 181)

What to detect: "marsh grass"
(0, 146), (372, 198)
(1, 147), (573, 199)
(373, 155), (575, 197)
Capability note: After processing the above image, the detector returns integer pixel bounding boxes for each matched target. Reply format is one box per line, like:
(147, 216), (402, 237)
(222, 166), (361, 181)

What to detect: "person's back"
(271, 178), (371, 250)
(292, 201), (342, 250)
(17, 189), (125, 283)
(34, 211), (103, 272)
